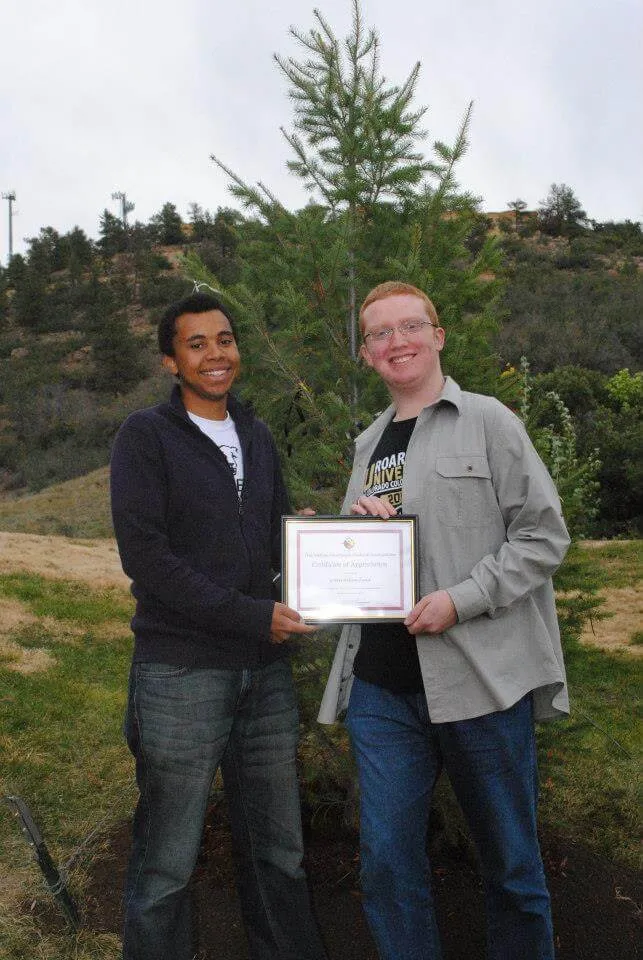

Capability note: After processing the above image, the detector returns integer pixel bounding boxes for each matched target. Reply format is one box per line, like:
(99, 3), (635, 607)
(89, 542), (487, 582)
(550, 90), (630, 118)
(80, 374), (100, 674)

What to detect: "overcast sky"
(1, 0), (641, 262)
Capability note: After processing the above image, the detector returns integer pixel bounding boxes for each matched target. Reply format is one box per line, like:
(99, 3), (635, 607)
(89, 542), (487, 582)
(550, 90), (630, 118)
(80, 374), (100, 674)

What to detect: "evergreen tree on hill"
(200, 0), (505, 506)
(83, 275), (146, 394)
(98, 209), (128, 256)
(12, 266), (49, 330)
(150, 202), (184, 245)
(538, 183), (587, 237)
(189, 206), (242, 285)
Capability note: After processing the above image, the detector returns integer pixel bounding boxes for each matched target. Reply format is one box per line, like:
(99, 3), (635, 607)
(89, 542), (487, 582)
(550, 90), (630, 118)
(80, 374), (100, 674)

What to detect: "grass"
(536, 638), (640, 865)
(0, 572), (134, 958)
(0, 541), (640, 957)
(572, 539), (643, 654)
(0, 468), (113, 538)
(578, 538), (643, 588)
(536, 541), (642, 866)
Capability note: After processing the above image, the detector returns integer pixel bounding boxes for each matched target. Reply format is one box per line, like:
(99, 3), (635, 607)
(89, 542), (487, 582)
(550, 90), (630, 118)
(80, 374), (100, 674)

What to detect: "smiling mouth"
(390, 354), (414, 365)
(201, 369), (231, 378)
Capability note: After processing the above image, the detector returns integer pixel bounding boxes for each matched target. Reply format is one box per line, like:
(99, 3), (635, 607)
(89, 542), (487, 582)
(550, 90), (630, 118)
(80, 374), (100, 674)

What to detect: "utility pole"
(2, 191), (16, 261)
(111, 191), (134, 229)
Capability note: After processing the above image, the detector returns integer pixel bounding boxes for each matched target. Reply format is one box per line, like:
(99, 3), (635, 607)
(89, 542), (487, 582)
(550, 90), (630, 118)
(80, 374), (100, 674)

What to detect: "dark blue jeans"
(123, 658), (327, 960)
(346, 679), (554, 960)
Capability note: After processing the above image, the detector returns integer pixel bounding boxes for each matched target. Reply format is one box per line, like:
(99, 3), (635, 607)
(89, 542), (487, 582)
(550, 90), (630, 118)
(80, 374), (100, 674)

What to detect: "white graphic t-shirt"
(188, 411), (244, 498)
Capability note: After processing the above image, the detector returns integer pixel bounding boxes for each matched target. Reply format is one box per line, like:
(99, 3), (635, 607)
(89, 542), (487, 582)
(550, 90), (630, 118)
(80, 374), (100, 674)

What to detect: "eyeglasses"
(363, 319), (438, 349)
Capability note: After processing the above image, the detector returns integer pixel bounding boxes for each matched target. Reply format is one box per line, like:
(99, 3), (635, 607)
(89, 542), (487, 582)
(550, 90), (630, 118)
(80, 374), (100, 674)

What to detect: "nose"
(389, 325), (408, 346)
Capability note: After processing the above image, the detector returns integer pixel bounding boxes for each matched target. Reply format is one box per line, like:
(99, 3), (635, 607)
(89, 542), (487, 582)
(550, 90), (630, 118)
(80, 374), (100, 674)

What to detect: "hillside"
(0, 206), (641, 536)
(0, 466), (112, 537)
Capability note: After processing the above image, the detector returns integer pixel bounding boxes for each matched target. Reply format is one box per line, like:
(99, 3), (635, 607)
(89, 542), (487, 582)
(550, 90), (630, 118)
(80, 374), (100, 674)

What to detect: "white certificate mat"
(281, 516), (418, 623)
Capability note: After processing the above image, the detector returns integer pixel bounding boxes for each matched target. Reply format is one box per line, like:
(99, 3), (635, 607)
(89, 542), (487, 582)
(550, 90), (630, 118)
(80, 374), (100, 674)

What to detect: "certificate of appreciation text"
(281, 516), (418, 623)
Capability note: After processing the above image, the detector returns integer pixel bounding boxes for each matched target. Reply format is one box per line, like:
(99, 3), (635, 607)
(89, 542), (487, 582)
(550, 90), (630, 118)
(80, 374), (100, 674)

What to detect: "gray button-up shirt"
(318, 378), (570, 725)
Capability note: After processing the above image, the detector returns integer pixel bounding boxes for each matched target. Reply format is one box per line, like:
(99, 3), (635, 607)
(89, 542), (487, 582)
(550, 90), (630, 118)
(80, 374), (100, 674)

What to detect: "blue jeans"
(123, 658), (327, 960)
(346, 679), (554, 960)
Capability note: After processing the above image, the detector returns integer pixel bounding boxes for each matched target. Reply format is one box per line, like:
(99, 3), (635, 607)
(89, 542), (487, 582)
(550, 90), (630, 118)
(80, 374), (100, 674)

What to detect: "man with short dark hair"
(319, 281), (570, 960)
(111, 292), (327, 960)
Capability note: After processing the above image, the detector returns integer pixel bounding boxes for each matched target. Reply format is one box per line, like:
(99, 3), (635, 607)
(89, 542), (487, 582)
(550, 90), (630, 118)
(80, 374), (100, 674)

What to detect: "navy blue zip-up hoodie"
(110, 385), (291, 668)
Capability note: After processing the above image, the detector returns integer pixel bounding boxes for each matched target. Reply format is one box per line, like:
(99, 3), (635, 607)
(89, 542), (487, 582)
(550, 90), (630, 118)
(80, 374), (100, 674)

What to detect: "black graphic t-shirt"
(353, 416), (424, 694)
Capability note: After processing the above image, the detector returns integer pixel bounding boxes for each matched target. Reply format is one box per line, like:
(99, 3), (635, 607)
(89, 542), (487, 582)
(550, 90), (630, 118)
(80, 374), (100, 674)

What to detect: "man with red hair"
(319, 281), (570, 960)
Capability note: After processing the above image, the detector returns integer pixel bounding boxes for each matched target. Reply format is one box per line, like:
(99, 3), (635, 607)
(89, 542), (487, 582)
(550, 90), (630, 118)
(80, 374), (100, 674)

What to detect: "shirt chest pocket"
(434, 455), (496, 527)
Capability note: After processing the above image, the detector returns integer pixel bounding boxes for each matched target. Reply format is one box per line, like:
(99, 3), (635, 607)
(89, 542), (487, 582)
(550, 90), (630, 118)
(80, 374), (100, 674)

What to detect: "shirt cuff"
(447, 578), (489, 623)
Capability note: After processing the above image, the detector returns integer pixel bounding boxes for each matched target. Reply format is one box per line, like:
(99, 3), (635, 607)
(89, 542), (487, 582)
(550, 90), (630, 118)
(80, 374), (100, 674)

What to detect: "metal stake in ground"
(4, 794), (80, 931)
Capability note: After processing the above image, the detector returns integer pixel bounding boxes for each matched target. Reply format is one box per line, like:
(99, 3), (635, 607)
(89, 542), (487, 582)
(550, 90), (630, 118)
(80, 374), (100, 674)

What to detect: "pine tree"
(12, 267), (49, 330)
(188, 203), (214, 242)
(83, 275), (145, 394)
(25, 227), (65, 275)
(189, 207), (242, 285)
(197, 0), (508, 507)
(98, 209), (127, 256)
(538, 183), (587, 237)
(150, 202), (185, 245)
(213, 0), (435, 367)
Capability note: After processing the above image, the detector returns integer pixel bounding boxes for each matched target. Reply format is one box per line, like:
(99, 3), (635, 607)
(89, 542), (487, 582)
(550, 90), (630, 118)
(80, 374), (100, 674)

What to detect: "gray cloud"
(1, 0), (641, 260)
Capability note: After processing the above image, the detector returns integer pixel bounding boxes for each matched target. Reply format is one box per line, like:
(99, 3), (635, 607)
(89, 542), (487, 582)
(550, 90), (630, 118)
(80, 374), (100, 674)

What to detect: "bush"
(519, 360), (600, 537)
(530, 366), (642, 536)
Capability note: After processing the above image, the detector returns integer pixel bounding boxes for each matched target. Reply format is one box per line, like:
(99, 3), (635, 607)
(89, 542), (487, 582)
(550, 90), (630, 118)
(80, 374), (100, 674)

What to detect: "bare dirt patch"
(74, 803), (642, 960)
(0, 532), (129, 589)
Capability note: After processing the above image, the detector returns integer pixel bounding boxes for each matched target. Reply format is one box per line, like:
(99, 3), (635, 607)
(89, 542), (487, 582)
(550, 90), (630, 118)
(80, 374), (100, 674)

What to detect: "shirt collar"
(434, 375), (462, 412)
(355, 376), (462, 451)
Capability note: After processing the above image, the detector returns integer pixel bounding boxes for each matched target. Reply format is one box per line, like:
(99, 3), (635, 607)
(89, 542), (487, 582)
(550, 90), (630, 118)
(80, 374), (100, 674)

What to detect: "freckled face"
(162, 310), (241, 415)
(360, 294), (445, 394)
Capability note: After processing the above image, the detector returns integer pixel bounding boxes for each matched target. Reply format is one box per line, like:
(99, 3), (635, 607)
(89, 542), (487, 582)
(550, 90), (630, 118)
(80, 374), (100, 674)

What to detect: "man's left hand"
(404, 590), (457, 635)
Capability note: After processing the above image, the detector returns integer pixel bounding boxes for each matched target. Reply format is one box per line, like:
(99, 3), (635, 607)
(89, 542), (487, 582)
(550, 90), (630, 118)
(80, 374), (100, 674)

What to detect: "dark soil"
(69, 803), (640, 958)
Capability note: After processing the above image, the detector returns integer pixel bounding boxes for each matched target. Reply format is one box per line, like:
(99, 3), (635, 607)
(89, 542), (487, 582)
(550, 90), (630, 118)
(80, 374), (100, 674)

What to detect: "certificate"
(281, 516), (418, 623)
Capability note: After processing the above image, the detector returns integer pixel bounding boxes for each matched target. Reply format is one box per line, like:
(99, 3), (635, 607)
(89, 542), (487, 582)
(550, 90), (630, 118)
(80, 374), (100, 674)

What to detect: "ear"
(434, 326), (446, 353)
(359, 343), (373, 368)
(162, 354), (178, 376)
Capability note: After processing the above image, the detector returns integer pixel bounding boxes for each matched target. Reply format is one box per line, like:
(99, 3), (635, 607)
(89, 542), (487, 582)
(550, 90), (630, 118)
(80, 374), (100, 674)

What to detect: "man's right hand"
(350, 495), (396, 518)
(270, 602), (316, 644)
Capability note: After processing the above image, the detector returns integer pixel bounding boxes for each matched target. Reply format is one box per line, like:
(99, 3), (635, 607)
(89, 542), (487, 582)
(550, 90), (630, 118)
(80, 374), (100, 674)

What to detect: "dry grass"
(0, 596), (37, 632)
(0, 536), (640, 957)
(0, 567), (134, 957)
(0, 638), (57, 673)
(0, 597), (56, 673)
(0, 531), (128, 587)
(574, 539), (642, 653)
(580, 586), (642, 655)
(0, 466), (113, 538)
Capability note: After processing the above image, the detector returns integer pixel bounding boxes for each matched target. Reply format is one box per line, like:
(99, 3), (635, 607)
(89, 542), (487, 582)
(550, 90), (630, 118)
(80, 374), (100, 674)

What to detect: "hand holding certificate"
(281, 516), (418, 623)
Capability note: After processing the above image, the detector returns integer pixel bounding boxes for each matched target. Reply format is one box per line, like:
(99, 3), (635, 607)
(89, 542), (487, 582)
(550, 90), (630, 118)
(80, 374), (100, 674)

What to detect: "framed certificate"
(281, 515), (418, 623)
